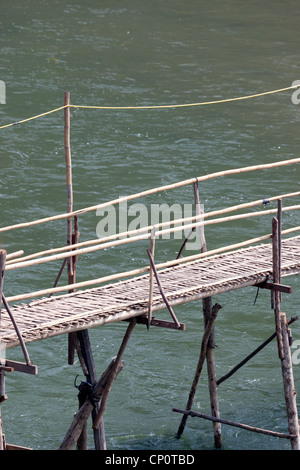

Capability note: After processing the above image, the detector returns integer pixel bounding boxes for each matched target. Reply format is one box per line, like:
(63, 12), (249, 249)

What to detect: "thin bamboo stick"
(5, 230), (300, 303)
(147, 227), (155, 330)
(92, 318), (137, 430)
(64, 91), (73, 277)
(1, 157), (300, 233)
(59, 358), (124, 450)
(173, 408), (296, 440)
(146, 249), (181, 328)
(272, 217), (284, 359)
(279, 312), (300, 449)
(0, 250), (7, 451)
(6, 205), (300, 271)
(216, 316), (298, 386)
(176, 303), (222, 439)
(5, 190), (300, 266)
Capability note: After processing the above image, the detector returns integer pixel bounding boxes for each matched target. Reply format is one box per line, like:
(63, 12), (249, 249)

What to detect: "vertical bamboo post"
(279, 312), (300, 450)
(77, 330), (106, 450)
(272, 217), (300, 449)
(0, 250), (7, 450)
(147, 227), (156, 330)
(194, 181), (222, 448)
(64, 91), (73, 267)
(272, 218), (284, 359)
(64, 91), (77, 366)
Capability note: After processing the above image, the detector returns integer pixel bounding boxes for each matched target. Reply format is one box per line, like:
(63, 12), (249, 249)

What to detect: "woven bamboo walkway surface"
(1, 235), (300, 349)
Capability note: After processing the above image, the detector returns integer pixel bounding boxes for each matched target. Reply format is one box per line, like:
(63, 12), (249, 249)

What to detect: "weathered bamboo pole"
(59, 358), (124, 450)
(272, 216), (300, 449)
(279, 313), (300, 450)
(64, 91), (73, 274)
(176, 303), (222, 439)
(193, 180), (222, 448)
(173, 408), (296, 440)
(146, 249), (181, 328)
(5, 228), (300, 304)
(76, 329), (106, 450)
(6, 205), (300, 272)
(6, 190), (300, 266)
(1, 157), (300, 233)
(92, 318), (137, 430)
(147, 227), (156, 330)
(0, 250), (6, 450)
(272, 218), (284, 359)
(217, 316), (298, 386)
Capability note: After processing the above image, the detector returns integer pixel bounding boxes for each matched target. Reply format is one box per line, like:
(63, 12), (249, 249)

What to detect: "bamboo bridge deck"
(1, 235), (300, 349)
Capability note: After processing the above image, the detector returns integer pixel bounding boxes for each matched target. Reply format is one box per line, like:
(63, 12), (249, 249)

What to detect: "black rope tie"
(253, 275), (269, 306)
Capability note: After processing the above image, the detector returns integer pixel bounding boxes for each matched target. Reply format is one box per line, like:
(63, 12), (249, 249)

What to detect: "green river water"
(0, 0), (300, 451)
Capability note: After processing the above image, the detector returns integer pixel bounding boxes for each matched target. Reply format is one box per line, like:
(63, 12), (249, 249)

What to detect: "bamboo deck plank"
(1, 235), (300, 349)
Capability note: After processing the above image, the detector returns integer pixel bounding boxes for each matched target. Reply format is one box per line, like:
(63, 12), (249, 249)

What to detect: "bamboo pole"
(146, 249), (181, 328)
(6, 204), (300, 272)
(279, 313), (300, 450)
(0, 250), (6, 450)
(64, 91), (73, 275)
(6, 190), (300, 266)
(1, 157), (300, 234)
(193, 180), (222, 447)
(216, 316), (298, 386)
(92, 318), (137, 430)
(173, 408), (296, 440)
(147, 227), (156, 330)
(59, 358), (124, 450)
(76, 329), (106, 450)
(271, 216), (300, 449)
(6, 251), (24, 260)
(272, 218), (284, 359)
(5, 230), (300, 304)
(176, 303), (222, 439)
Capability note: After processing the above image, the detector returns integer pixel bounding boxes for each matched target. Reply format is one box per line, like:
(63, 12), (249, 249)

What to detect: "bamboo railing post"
(272, 216), (300, 450)
(76, 329), (106, 450)
(279, 312), (300, 450)
(193, 181), (222, 448)
(0, 250), (6, 450)
(147, 227), (156, 330)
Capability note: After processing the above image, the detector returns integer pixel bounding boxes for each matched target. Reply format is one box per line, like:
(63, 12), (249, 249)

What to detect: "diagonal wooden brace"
(146, 249), (181, 329)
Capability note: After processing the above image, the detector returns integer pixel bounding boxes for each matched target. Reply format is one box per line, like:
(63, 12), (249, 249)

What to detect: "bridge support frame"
(174, 205), (300, 450)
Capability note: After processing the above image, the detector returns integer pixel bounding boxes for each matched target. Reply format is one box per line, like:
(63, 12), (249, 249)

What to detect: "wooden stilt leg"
(0, 250), (6, 451)
(203, 297), (222, 448)
(272, 216), (300, 450)
(176, 303), (222, 439)
(77, 329), (106, 450)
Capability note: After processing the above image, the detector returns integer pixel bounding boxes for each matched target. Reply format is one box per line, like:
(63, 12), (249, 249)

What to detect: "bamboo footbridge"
(1, 234), (300, 349)
(1, 89), (300, 450)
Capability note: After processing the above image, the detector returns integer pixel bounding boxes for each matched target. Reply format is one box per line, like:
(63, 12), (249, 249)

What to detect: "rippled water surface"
(1, 0), (300, 450)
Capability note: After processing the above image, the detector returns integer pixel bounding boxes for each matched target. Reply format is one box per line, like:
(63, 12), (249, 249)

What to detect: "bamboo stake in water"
(0, 250), (6, 450)
(147, 227), (156, 330)
(64, 91), (73, 277)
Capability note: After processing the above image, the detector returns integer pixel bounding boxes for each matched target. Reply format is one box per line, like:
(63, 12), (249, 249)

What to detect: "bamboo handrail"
(5, 204), (300, 271)
(1, 157), (300, 233)
(5, 190), (300, 266)
(5, 229), (300, 303)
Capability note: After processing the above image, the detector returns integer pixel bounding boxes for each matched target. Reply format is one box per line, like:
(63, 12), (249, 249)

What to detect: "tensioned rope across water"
(0, 84), (298, 130)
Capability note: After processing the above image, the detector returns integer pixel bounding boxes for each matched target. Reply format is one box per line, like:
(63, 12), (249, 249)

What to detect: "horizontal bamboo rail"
(5, 228), (300, 304)
(5, 190), (300, 267)
(5, 204), (300, 272)
(1, 157), (300, 233)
